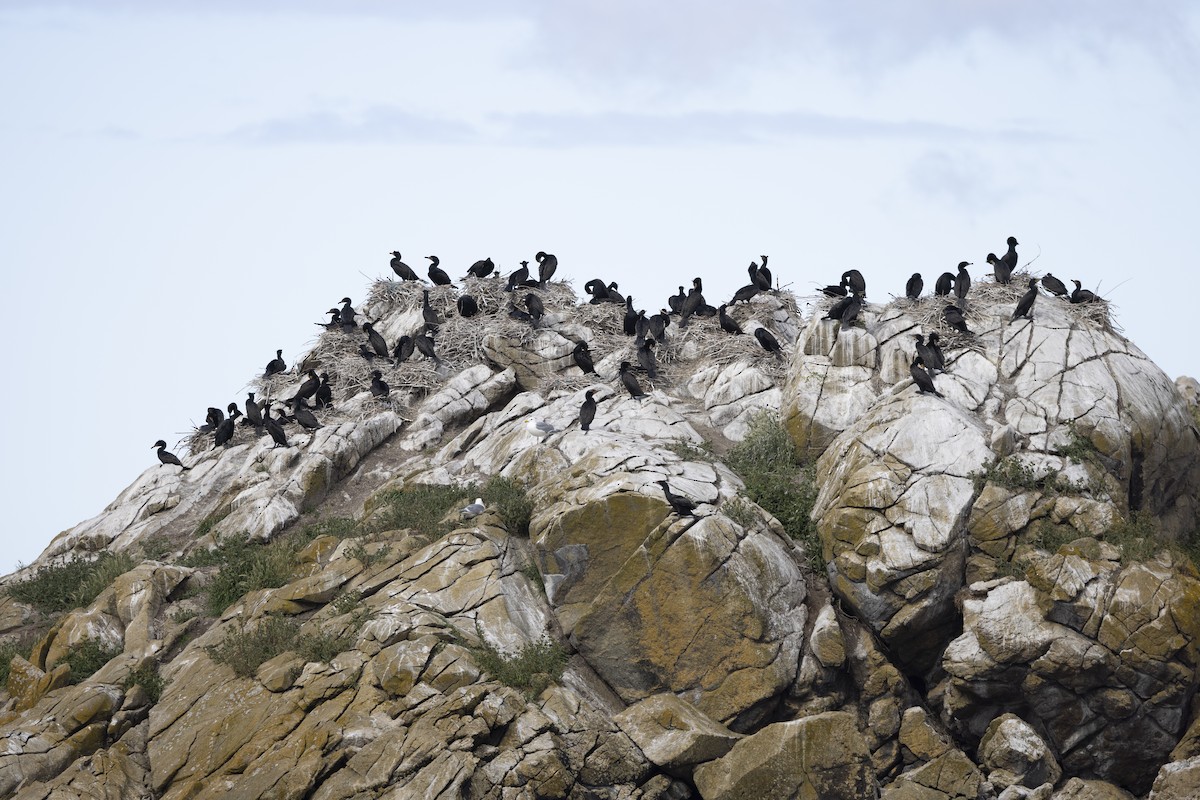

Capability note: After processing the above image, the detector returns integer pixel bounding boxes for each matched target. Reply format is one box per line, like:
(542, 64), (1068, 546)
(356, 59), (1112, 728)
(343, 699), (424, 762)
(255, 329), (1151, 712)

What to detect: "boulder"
(613, 693), (743, 771)
(979, 713), (1062, 789)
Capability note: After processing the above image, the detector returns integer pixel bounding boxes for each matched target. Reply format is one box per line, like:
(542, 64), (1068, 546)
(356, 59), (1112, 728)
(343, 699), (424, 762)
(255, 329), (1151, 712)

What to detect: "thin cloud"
(906, 149), (1018, 211)
(226, 107), (477, 146)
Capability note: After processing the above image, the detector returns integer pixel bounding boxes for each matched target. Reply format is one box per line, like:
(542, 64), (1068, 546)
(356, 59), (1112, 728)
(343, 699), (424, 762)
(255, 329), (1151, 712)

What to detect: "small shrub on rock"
(64, 638), (123, 684)
(205, 616), (299, 678)
(472, 628), (568, 698)
(6, 552), (136, 615)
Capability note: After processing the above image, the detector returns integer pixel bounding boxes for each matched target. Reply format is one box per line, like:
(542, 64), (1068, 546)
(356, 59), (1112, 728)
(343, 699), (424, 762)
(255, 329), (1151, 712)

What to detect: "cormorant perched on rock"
(369, 370), (389, 398)
(718, 304), (743, 335)
(358, 343), (377, 362)
(839, 293), (863, 328)
(619, 361), (647, 399)
(649, 311), (670, 342)
(289, 397), (322, 431)
(414, 332), (441, 365)
(460, 498), (486, 519)
(842, 269), (866, 296)
(623, 296), (639, 335)
(389, 251), (420, 281)
(656, 480), (697, 516)
(294, 369), (321, 403)
(315, 373), (333, 409)
(464, 257), (494, 279)
(525, 418), (557, 439)
(506, 261), (531, 291)
(910, 356), (943, 397)
(821, 281), (848, 297)
(339, 298), (358, 329)
(572, 340), (597, 375)
(754, 327), (782, 358)
(525, 293), (544, 327)
(363, 323), (390, 358)
(731, 283), (760, 304)
(668, 286), (686, 314)
(637, 338), (658, 380)
(264, 349), (286, 379)
(422, 290), (441, 330)
(906, 273), (923, 300)
(943, 304), (971, 332)
(987, 253), (1011, 285)
(934, 272), (955, 296)
(1000, 236), (1019, 276)
(927, 332), (946, 371)
(214, 404), (241, 448)
(1012, 278), (1039, 321)
(955, 262), (972, 303)
(913, 334), (939, 374)
(826, 294), (854, 321)
(535, 251), (558, 286)
(153, 439), (190, 470)
(584, 279), (610, 304)
(579, 390), (598, 432)
(457, 294), (479, 318)
(393, 335), (414, 364)
(1041, 273), (1069, 297)
(244, 392), (264, 428)
(263, 407), (290, 448)
(427, 256), (452, 286)
(753, 255), (772, 290)
(1070, 280), (1098, 304)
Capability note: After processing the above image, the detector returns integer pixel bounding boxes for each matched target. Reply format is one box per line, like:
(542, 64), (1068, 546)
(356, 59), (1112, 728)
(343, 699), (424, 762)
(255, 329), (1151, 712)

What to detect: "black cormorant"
(754, 327), (782, 358)
(1070, 280), (1098, 304)
(623, 296), (639, 335)
(294, 370), (320, 403)
(390, 251), (420, 281)
(839, 293), (862, 328)
(679, 278), (704, 328)
(841, 269), (866, 295)
(369, 369), (390, 398)
(753, 254), (772, 290)
(656, 480), (697, 516)
(214, 405), (240, 448)
(580, 389), (597, 432)
(821, 281), (848, 297)
(315, 373), (333, 409)
(457, 294), (479, 318)
(584, 279), (609, 304)
(987, 253), (1011, 285)
(339, 298), (358, 329)
(525, 293), (544, 326)
(573, 340), (597, 375)
(718, 304), (742, 335)
(264, 349), (286, 379)
(906, 273), (923, 300)
(320, 309), (341, 330)
(153, 440), (190, 470)
(649, 311), (670, 342)
(934, 273), (955, 296)
(668, 286), (686, 314)
(263, 407), (289, 448)
(955, 262), (972, 303)
(605, 282), (624, 304)
(199, 406), (224, 434)
(633, 311), (650, 343)
(637, 338), (658, 380)
(826, 294), (854, 321)
(422, 289), (441, 331)
(1000, 236), (1019, 276)
(927, 332), (946, 371)
(289, 397), (322, 431)
(363, 323), (390, 358)
(358, 343), (376, 362)
(393, 335), (415, 364)
(427, 256), (452, 286)
(465, 257), (494, 279)
(731, 284), (760, 305)
(913, 334), (939, 374)
(619, 361), (647, 399)
(414, 332), (441, 365)
(910, 356), (943, 397)
(244, 392), (264, 428)
(1041, 273), (1069, 297)
(943, 304), (971, 332)
(1012, 278), (1039, 321)
(535, 251), (558, 286)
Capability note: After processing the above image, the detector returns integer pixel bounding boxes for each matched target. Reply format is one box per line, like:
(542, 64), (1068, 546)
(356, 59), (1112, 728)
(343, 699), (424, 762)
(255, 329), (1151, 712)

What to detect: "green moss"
(520, 562), (545, 595)
(0, 631), (38, 687)
(64, 638), (122, 684)
(7, 552), (136, 614)
(1054, 423), (1103, 466)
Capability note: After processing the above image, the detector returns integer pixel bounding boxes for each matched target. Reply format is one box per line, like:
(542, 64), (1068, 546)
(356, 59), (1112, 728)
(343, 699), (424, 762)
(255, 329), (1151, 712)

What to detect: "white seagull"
(460, 498), (486, 519)
(525, 417), (557, 439)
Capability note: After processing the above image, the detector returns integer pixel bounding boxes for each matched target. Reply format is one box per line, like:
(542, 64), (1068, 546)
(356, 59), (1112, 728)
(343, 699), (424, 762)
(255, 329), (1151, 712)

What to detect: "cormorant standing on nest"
(464, 257), (494, 279)
(1012, 278), (1039, 321)
(656, 480), (697, 516)
(634, 311), (650, 343)
(584, 279), (609, 304)
(525, 293), (544, 327)
(579, 390), (598, 432)
(943, 304), (971, 332)
(842, 269), (866, 296)
(315, 373), (333, 409)
(753, 255), (772, 290)
(679, 277), (704, 328)
(754, 327), (782, 358)
(363, 323), (390, 358)
(358, 343), (377, 362)
(289, 397), (322, 431)
(389, 252), (419, 281)
(414, 332), (441, 365)
(320, 309), (341, 330)
(294, 370), (320, 403)
(457, 294), (479, 318)
(393, 335), (414, 363)
(214, 404), (240, 448)
(718, 304), (743, 335)
(264, 349), (286, 378)
(572, 341), (596, 375)
(153, 440), (190, 470)
(1041, 273), (1069, 298)
(649, 310), (670, 342)
(623, 296), (639, 335)
(906, 273), (923, 300)
(1070, 280), (1098, 304)
(826, 293), (854, 321)
(910, 355), (943, 397)
(839, 293), (863, 328)
(535, 251), (558, 286)
(987, 253), (1010, 285)
(506, 261), (534, 291)
(369, 370), (389, 398)
(427, 256), (452, 286)
(1000, 236), (1019, 276)
(422, 290), (441, 330)
(605, 283), (625, 304)
(668, 286), (686, 314)
(244, 392), (264, 428)
(955, 262), (972, 303)
(934, 273), (955, 296)
(637, 338), (658, 380)
(339, 298), (358, 329)
(619, 361), (647, 399)
(731, 283), (760, 304)
(199, 406), (224, 434)
(263, 407), (289, 448)
(821, 281), (848, 297)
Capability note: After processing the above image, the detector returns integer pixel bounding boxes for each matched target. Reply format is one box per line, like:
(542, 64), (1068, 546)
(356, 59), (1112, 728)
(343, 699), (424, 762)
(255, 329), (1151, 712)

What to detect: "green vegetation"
(971, 457), (1090, 496)
(724, 412), (821, 567)
(329, 592), (362, 616)
(205, 616), (300, 678)
(64, 638), (123, 684)
(170, 607), (199, 625)
(471, 628), (569, 698)
(481, 476), (534, 537)
(520, 562), (545, 594)
(194, 505), (232, 538)
(184, 536), (297, 617)
(346, 537), (383, 567)
(1054, 424), (1103, 466)
(0, 632), (39, 686)
(7, 552), (136, 615)
(124, 663), (166, 704)
(140, 536), (172, 561)
(721, 497), (760, 529)
(667, 437), (714, 463)
(1028, 521), (1082, 555)
(295, 629), (357, 664)
(367, 476), (533, 538)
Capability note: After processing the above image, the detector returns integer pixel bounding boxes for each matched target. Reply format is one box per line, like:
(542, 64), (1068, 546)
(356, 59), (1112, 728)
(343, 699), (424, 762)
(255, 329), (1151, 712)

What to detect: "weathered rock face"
(2, 275), (1199, 800)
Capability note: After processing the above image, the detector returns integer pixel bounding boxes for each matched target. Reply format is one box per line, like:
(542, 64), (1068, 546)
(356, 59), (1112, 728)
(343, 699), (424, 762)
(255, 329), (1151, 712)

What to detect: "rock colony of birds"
(158, 238), (1106, 512)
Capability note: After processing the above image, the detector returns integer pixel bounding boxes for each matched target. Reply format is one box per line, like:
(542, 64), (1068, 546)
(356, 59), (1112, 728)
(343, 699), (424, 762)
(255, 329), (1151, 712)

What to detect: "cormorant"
(263, 407), (289, 448)
(731, 284), (760, 305)
(1070, 280), (1098, 304)
(153, 440), (190, 470)
(668, 286), (686, 314)
(1041, 273), (1069, 298)
(506, 261), (531, 291)
(314, 373), (333, 409)
(842, 269), (866, 296)
(525, 293), (544, 327)
(294, 369), (320, 403)
(718, 304), (743, 335)
(934, 272), (955, 296)
(943, 304), (971, 333)
(747, 262), (763, 291)
(580, 389), (598, 433)
(679, 278), (704, 328)
(987, 253), (1011, 286)
(339, 298), (358, 329)
(525, 417), (557, 439)
(389, 251), (420, 281)
(913, 334), (939, 374)
(633, 310), (649, 343)
(1012, 278), (1039, 321)
(910, 355), (943, 397)
(619, 361), (647, 399)
(264, 349), (286, 379)
(637, 338), (658, 380)
(214, 404), (241, 448)
(289, 397), (322, 431)
(457, 294), (479, 318)
(393, 335), (414, 363)
(200, 406), (224, 434)
(363, 323), (390, 358)
(508, 301), (532, 324)
(465, 257), (494, 279)
(369, 369), (390, 398)
(754, 327), (782, 358)
(926, 332), (946, 372)
(753, 255), (772, 291)
(320, 309), (341, 330)
(605, 283), (625, 305)
(358, 343), (377, 362)
(821, 281), (848, 297)
(427, 256), (452, 286)
(535, 251), (558, 286)
(460, 498), (486, 519)
(656, 480), (697, 516)
(839, 293), (863, 328)
(623, 296), (639, 335)
(649, 311), (670, 342)
(826, 294), (854, 321)
(906, 273), (923, 300)
(955, 262), (972, 303)
(414, 332), (441, 365)
(1000, 236), (1019, 276)
(244, 392), (264, 428)
(422, 289), (441, 330)
(584, 279), (610, 304)
(572, 341), (597, 375)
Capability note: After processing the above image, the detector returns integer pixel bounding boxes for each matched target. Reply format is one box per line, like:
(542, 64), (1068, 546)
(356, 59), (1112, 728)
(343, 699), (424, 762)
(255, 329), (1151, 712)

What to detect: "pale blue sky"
(2, 2), (1198, 573)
